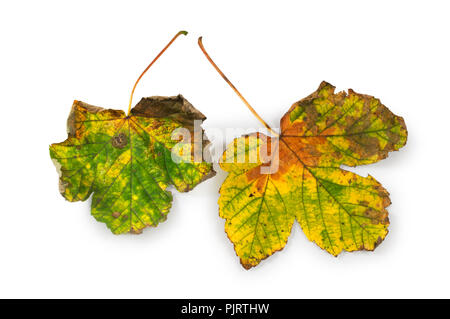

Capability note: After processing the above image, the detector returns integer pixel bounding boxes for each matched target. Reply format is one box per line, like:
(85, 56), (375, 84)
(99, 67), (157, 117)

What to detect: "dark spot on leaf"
(112, 133), (128, 149)
(112, 211), (121, 218)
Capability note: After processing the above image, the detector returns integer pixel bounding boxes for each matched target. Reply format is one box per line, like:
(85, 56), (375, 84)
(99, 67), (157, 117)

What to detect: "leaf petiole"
(127, 30), (188, 115)
(198, 36), (279, 137)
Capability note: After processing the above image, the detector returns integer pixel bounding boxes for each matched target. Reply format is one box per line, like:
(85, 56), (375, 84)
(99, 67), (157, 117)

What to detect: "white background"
(0, 0), (449, 298)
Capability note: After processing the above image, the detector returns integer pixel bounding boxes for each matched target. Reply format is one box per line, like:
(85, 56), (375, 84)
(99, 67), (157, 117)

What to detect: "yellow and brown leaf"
(219, 82), (407, 269)
(50, 95), (215, 234)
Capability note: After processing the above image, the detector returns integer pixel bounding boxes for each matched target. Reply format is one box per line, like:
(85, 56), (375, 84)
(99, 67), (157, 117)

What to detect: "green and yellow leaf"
(219, 82), (407, 269)
(50, 95), (215, 234)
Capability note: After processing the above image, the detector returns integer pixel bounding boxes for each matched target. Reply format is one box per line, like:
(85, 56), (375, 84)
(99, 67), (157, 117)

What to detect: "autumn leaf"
(199, 37), (407, 269)
(50, 31), (215, 234)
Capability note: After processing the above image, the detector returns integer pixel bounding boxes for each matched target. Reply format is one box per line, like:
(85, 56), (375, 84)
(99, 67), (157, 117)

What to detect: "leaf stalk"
(198, 37), (279, 137)
(127, 30), (188, 115)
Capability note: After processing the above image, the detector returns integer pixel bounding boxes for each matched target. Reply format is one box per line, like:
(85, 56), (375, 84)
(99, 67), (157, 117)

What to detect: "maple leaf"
(199, 37), (407, 269)
(50, 32), (215, 234)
